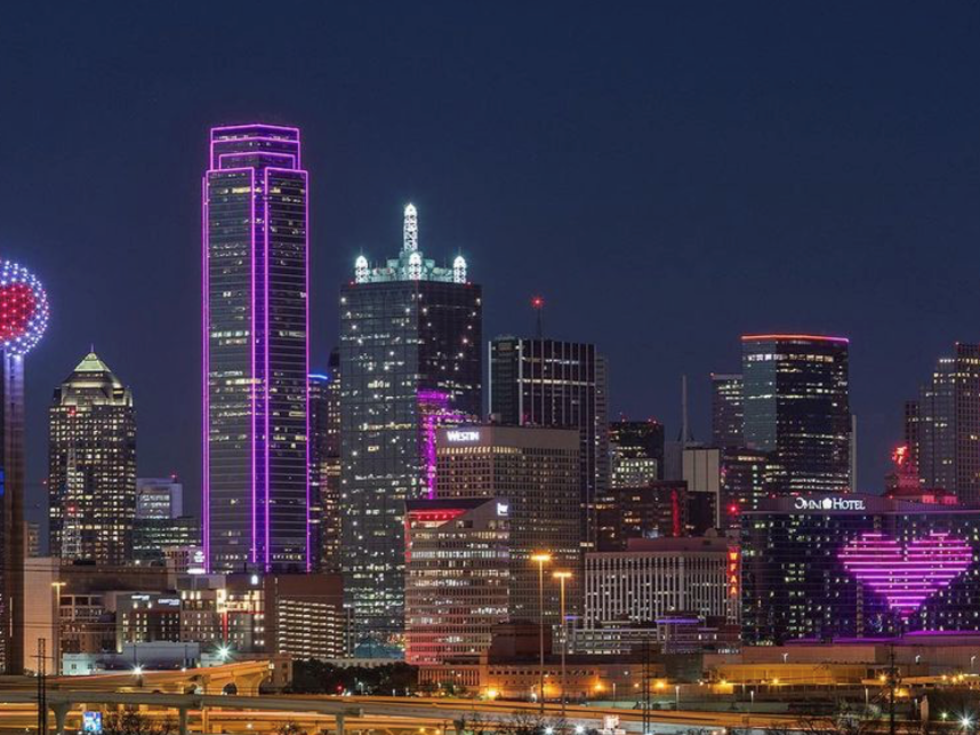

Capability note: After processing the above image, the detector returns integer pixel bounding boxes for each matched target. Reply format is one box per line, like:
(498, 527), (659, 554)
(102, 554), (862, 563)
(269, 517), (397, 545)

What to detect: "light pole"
(554, 571), (572, 722)
(674, 684), (680, 710)
(531, 553), (552, 715)
(51, 581), (66, 677)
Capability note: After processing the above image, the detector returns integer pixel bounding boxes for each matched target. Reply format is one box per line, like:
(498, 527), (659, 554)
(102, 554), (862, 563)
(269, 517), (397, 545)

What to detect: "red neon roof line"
(741, 333), (849, 343)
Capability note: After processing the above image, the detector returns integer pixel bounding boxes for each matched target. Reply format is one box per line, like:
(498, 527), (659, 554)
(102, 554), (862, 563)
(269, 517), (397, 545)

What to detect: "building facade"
(489, 337), (609, 549)
(596, 480), (690, 551)
(435, 425), (581, 624)
(340, 205), (482, 642)
(741, 494), (980, 644)
(916, 343), (980, 503)
(203, 123), (309, 573)
(309, 353), (342, 573)
(710, 373), (744, 448)
(136, 477), (183, 519)
(742, 334), (851, 495)
(585, 536), (739, 628)
(405, 498), (510, 665)
(719, 447), (771, 529)
(49, 352), (136, 566)
(609, 419), (664, 487)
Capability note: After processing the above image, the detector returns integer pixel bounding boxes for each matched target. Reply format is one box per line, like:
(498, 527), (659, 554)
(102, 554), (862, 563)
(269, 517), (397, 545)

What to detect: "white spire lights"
(453, 255), (467, 284)
(408, 252), (423, 281)
(403, 203), (418, 253)
(354, 255), (369, 284)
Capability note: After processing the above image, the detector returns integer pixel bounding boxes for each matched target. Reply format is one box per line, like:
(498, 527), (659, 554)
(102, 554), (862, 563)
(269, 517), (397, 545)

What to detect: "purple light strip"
(210, 127), (302, 169)
(201, 175), (211, 570)
(263, 166), (271, 572)
(303, 168), (311, 572)
(218, 151), (297, 169)
(251, 166), (259, 567)
(418, 389), (466, 499)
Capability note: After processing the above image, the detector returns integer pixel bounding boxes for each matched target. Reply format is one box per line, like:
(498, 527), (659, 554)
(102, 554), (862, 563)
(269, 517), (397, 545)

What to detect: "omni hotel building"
(741, 494), (980, 644)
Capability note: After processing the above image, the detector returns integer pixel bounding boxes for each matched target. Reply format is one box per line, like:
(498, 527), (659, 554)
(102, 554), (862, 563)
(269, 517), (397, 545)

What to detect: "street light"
(675, 684), (680, 710)
(51, 582), (66, 677)
(531, 552), (552, 714)
(554, 570), (572, 723)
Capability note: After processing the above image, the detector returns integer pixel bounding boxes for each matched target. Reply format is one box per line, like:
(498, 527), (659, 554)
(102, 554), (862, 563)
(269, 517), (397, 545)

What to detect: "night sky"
(2, 3), (979, 526)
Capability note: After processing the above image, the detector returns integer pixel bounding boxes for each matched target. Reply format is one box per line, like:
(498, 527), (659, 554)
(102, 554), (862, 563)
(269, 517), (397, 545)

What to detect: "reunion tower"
(0, 260), (49, 674)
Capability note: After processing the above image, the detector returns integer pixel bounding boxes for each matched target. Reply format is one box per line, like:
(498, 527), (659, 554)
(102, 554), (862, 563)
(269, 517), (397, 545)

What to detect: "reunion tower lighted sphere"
(0, 260), (49, 356)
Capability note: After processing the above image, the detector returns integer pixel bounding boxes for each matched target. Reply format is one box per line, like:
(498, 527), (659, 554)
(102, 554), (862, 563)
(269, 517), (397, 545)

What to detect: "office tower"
(916, 344), (980, 503)
(136, 477), (183, 519)
(742, 334), (851, 495)
(340, 204), (482, 642)
(489, 337), (609, 549)
(585, 536), (739, 630)
(203, 124), (309, 573)
(741, 494), (980, 643)
(904, 399), (921, 478)
(435, 425), (580, 624)
(133, 516), (201, 564)
(609, 419), (664, 487)
(309, 351), (341, 573)
(48, 351), (136, 566)
(596, 480), (690, 551)
(405, 498), (510, 665)
(710, 374), (744, 448)
(683, 446), (721, 528)
(719, 447), (771, 529)
(0, 261), (49, 674)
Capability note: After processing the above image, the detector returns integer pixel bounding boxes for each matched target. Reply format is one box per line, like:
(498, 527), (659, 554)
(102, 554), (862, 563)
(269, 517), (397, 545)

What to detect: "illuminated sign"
(794, 496), (865, 511)
(496, 502), (509, 517)
(840, 531), (972, 617)
(446, 430), (480, 442)
(83, 712), (102, 734)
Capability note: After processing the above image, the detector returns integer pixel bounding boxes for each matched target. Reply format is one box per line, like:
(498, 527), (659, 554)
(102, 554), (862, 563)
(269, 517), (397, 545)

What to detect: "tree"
(101, 710), (174, 735)
(272, 723), (308, 735)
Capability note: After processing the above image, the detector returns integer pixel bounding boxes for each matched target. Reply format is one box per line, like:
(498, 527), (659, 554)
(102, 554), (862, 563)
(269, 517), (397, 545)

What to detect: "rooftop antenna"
(531, 295), (545, 339)
(679, 374), (695, 445)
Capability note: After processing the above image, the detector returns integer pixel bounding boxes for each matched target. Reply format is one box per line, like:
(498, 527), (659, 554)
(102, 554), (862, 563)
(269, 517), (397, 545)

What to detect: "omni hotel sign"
(794, 496), (867, 512)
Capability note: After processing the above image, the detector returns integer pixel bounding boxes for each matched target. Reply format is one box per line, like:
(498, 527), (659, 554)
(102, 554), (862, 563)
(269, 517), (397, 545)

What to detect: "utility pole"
(642, 638), (652, 735)
(35, 638), (47, 735)
(888, 644), (897, 735)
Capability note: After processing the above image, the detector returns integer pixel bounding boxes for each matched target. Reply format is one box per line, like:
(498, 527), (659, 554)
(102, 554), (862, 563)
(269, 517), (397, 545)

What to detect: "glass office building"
(489, 337), (609, 549)
(742, 334), (851, 495)
(916, 343), (980, 504)
(340, 205), (482, 643)
(203, 124), (309, 573)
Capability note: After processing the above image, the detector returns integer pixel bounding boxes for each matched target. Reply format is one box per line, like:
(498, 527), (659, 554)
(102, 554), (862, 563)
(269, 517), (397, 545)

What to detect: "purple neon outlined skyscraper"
(203, 124), (309, 573)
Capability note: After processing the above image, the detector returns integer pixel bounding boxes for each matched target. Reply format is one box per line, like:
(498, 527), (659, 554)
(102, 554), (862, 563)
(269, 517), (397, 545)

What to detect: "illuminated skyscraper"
(309, 350), (341, 573)
(0, 260), (50, 673)
(340, 205), (481, 642)
(609, 419), (664, 487)
(710, 373), (743, 448)
(49, 352), (136, 565)
(203, 124), (309, 573)
(742, 334), (851, 495)
(489, 337), (609, 548)
(916, 343), (980, 503)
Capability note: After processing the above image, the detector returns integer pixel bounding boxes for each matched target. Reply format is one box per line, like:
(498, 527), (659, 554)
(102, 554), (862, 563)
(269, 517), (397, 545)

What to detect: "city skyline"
(5, 3), (980, 532)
